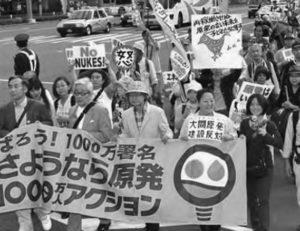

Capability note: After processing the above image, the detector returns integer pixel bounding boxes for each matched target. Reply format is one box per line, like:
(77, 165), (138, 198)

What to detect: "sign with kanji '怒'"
(0, 123), (247, 225)
(187, 115), (226, 142)
(112, 45), (135, 69)
(192, 14), (243, 69)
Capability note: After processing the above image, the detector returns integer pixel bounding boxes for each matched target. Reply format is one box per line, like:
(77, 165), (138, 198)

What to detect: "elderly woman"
(120, 80), (173, 231)
(67, 77), (113, 231)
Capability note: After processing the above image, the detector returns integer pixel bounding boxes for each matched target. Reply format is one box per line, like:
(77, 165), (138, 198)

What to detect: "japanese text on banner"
(0, 123), (246, 225)
(187, 115), (225, 142)
(192, 14), (242, 69)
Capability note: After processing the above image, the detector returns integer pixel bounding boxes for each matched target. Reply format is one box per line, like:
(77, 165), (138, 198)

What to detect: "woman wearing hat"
(119, 81), (173, 231)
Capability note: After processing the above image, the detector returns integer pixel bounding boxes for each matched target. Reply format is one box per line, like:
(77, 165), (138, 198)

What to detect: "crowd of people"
(2, 5), (300, 230)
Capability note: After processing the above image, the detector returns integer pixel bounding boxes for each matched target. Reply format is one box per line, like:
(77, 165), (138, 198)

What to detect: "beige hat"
(126, 81), (149, 95)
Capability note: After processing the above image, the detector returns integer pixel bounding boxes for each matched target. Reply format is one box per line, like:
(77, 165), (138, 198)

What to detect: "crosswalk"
(0, 27), (189, 47)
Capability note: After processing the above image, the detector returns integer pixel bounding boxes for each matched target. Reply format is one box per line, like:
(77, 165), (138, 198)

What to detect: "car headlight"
(75, 23), (84, 27)
(57, 22), (63, 28)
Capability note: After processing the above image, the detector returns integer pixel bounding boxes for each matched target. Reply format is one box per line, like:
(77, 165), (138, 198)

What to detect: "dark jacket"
(0, 98), (53, 138)
(198, 69), (242, 110)
(14, 48), (40, 77)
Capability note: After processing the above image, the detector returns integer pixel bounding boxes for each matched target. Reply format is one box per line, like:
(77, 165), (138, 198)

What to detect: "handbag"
(247, 158), (268, 178)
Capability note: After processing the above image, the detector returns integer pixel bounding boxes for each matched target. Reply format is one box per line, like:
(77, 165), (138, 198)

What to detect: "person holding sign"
(0, 76), (53, 231)
(198, 68), (242, 116)
(174, 80), (202, 138)
(247, 43), (280, 96)
(119, 80), (173, 231)
(179, 88), (237, 231)
(274, 32), (295, 73)
(240, 94), (282, 231)
(67, 78), (113, 231)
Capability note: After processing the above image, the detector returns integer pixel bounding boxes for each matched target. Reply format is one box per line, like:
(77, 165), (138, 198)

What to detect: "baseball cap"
(288, 65), (300, 76)
(185, 80), (202, 94)
(14, 33), (29, 42)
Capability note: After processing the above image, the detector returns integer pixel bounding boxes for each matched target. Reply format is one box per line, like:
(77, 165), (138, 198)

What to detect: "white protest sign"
(112, 45), (135, 69)
(237, 82), (274, 104)
(187, 114), (226, 142)
(162, 71), (178, 91)
(65, 48), (74, 65)
(192, 14), (243, 69)
(276, 48), (294, 63)
(170, 50), (191, 81)
(72, 44), (106, 70)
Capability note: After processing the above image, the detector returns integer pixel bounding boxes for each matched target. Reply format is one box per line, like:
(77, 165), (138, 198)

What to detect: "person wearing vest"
(14, 33), (40, 77)
(0, 76), (53, 231)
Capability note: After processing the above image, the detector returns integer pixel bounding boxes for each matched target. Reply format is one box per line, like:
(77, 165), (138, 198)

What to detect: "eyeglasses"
(73, 91), (90, 97)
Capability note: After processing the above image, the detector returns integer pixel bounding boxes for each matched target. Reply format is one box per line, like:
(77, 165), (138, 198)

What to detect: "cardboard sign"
(70, 44), (106, 70)
(170, 50), (191, 81)
(162, 71), (178, 91)
(276, 48), (295, 63)
(187, 115), (226, 142)
(65, 48), (74, 65)
(237, 82), (274, 104)
(192, 14), (243, 69)
(112, 45), (135, 69)
(0, 123), (247, 225)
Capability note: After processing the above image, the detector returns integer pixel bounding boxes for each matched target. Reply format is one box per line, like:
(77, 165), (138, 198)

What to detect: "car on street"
(56, 7), (114, 37)
(120, 10), (139, 27)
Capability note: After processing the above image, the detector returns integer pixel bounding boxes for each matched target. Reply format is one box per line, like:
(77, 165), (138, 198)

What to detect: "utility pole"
(26, 0), (36, 23)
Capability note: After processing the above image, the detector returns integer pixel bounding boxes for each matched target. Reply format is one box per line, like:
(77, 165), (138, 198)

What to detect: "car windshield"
(70, 10), (92, 19)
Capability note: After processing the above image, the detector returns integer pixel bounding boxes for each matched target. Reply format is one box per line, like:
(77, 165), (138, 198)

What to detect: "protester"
(179, 88), (237, 231)
(0, 76), (53, 231)
(52, 76), (75, 127)
(174, 80), (202, 137)
(198, 68), (242, 116)
(132, 41), (160, 106)
(282, 103), (300, 231)
(247, 43), (280, 96)
(67, 77), (113, 231)
(14, 33), (40, 77)
(141, 28), (162, 79)
(270, 0), (283, 12)
(26, 77), (56, 121)
(119, 80), (173, 231)
(274, 32), (295, 73)
(240, 94), (282, 231)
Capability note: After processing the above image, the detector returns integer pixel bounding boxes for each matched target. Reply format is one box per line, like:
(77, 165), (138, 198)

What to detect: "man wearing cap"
(274, 32), (295, 73)
(14, 33), (40, 77)
(119, 80), (173, 231)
